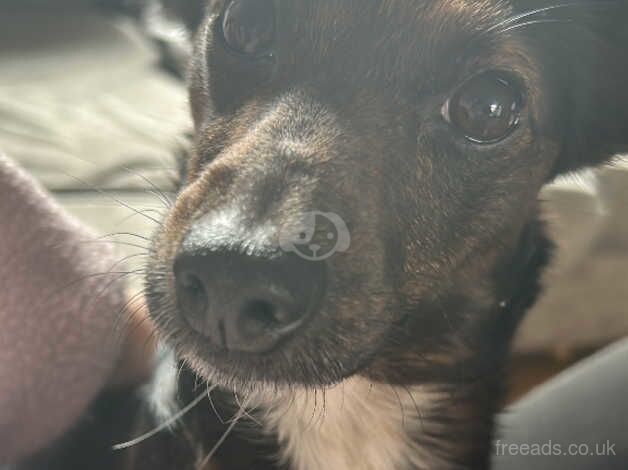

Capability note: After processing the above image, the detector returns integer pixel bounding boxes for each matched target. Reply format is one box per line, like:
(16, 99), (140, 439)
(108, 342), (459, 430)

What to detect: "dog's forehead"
(288, 0), (506, 33)
(278, 0), (510, 81)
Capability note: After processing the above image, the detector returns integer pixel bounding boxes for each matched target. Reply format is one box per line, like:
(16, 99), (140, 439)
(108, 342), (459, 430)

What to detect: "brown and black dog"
(20, 1), (628, 469)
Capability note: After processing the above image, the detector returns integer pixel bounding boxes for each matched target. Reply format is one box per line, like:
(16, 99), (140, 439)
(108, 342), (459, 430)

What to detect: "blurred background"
(1, 0), (627, 402)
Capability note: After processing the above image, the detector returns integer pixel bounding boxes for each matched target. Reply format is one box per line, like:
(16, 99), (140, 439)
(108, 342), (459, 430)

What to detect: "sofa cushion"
(0, 5), (189, 192)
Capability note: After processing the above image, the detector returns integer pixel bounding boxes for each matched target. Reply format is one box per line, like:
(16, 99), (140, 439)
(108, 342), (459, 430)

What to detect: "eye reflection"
(444, 72), (523, 144)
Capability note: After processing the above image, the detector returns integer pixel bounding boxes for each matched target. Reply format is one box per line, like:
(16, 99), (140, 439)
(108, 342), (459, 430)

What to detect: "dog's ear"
(140, 0), (208, 77)
(515, 2), (628, 176)
(158, 0), (206, 32)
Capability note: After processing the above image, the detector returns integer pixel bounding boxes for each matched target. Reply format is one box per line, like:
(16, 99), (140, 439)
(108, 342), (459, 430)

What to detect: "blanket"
(0, 154), (126, 463)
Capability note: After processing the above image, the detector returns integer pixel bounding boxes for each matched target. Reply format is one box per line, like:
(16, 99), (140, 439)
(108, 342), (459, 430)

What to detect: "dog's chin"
(146, 258), (396, 393)
(172, 326), (376, 394)
(178, 347), (356, 395)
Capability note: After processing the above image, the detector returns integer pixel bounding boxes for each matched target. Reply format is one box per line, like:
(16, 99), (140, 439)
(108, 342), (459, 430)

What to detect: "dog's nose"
(173, 249), (325, 353)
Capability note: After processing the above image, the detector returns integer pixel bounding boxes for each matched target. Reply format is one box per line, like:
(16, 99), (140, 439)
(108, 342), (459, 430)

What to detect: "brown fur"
(140, 1), (628, 468)
(19, 1), (628, 469)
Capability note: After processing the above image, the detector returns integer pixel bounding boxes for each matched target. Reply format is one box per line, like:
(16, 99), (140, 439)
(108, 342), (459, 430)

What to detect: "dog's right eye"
(443, 72), (523, 144)
(221, 0), (275, 57)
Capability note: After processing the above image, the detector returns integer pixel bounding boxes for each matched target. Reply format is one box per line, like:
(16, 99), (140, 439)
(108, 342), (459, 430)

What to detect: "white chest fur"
(256, 378), (441, 470)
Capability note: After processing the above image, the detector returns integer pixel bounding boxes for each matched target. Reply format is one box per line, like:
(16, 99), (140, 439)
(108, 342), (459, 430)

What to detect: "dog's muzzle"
(173, 214), (326, 354)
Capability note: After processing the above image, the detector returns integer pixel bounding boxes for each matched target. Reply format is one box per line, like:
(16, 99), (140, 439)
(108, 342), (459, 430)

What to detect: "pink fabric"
(0, 154), (125, 463)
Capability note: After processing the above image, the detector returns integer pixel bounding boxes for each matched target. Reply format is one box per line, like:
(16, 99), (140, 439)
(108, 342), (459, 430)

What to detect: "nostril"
(173, 247), (327, 353)
(179, 271), (202, 292)
(241, 299), (278, 323)
(238, 299), (281, 338)
(232, 294), (306, 352)
(176, 270), (209, 332)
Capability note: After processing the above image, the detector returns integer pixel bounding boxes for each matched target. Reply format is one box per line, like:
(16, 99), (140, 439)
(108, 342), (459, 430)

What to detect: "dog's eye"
(443, 73), (523, 144)
(221, 0), (275, 57)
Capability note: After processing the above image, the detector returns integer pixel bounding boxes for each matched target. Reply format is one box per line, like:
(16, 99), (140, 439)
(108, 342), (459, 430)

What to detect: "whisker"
(116, 208), (166, 226)
(119, 164), (174, 209)
(402, 385), (425, 432)
(500, 18), (574, 34)
(116, 289), (148, 325)
(60, 171), (163, 226)
(87, 269), (145, 322)
(62, 154), (175, 210)
(196, 399), (249, 469)
(115, 292), (152, 339)
(391, 385), (407, 429)
(319, 388), (327, 428)
(97, 232), (153, 243)
(80, 270), (148, 341)
(488, 1), (620, 34)
(207, 385), (227, 424)
(74, 239), (150, 252)
(305, 389), (320, 431)
(54, 269), (143, 301)
(233, 392), (261, 425)
(113, 387), (215, 451)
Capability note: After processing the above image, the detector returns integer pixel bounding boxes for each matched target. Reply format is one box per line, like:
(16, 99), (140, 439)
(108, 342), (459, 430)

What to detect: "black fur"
(16, 1), (628, 469)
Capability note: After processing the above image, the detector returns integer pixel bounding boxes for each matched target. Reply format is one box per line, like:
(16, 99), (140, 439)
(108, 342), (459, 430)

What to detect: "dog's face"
(146, 0), (628, 391)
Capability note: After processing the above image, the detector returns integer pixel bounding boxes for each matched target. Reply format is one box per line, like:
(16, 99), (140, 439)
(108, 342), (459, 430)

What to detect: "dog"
(18, 1), (628, 469)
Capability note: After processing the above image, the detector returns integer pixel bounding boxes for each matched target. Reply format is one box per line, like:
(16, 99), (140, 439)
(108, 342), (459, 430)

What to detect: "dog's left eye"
(443, 72), (523, 144)
(221, 0), (275, 57)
